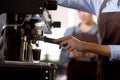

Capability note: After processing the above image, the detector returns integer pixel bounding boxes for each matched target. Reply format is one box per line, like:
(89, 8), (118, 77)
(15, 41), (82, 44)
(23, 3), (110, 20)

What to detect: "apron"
(97, 0), (120, 80)
(67, 27), (98, 80)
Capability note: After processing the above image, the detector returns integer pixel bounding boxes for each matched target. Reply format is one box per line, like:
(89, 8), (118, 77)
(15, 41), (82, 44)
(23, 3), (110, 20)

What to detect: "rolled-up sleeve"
(109, 45), (120, 61)
(57, 0), (102, 15)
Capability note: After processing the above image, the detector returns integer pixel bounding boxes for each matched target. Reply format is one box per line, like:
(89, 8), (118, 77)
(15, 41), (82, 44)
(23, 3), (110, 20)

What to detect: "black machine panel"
(0, 61), (57, 80)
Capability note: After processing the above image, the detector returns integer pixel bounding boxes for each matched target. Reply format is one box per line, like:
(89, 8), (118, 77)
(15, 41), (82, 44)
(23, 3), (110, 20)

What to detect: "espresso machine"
(0, 0), (60, 79)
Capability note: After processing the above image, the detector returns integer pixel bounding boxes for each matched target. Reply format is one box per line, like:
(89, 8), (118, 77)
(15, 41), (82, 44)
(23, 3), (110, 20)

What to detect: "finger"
(60, 40), (68, 48)
(69, 52), (74, 58)
(54, 38), (67, 49)
(68, 47), (75, 52)
(65, 44), (72, 50)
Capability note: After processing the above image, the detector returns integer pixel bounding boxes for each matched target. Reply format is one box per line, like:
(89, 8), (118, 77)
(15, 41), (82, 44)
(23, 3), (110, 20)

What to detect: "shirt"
(59, 24), (98, 65)
(57, 0), (120, 61)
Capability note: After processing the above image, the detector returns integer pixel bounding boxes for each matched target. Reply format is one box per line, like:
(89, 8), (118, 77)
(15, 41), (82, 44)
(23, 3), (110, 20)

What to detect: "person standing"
(59, 11), (99, 80)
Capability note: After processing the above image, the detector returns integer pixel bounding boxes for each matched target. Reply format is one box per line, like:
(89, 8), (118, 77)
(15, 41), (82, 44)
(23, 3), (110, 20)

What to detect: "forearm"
(82, 42), (111, 57)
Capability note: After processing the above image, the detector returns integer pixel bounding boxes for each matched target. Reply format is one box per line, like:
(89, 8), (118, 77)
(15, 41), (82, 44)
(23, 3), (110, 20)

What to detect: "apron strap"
(99, 0), (108, 14)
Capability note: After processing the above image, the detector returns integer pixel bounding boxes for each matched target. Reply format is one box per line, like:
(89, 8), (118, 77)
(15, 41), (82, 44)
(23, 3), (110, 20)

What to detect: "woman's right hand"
(53, 36), (85, 52)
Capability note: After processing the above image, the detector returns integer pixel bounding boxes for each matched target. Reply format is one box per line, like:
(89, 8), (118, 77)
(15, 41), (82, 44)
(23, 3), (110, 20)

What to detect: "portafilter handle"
(43, 36), (68, 47)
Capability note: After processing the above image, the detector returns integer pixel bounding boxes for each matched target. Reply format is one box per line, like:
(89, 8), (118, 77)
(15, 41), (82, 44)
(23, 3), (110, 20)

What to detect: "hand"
(53, 36), (84, 52)
(69, 49), (96, 61)
(69, 49), (82, 59)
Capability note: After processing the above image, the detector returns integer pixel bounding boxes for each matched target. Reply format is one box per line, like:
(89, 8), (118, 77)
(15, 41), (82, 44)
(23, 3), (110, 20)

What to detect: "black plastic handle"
(44, 36), (68, 47)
